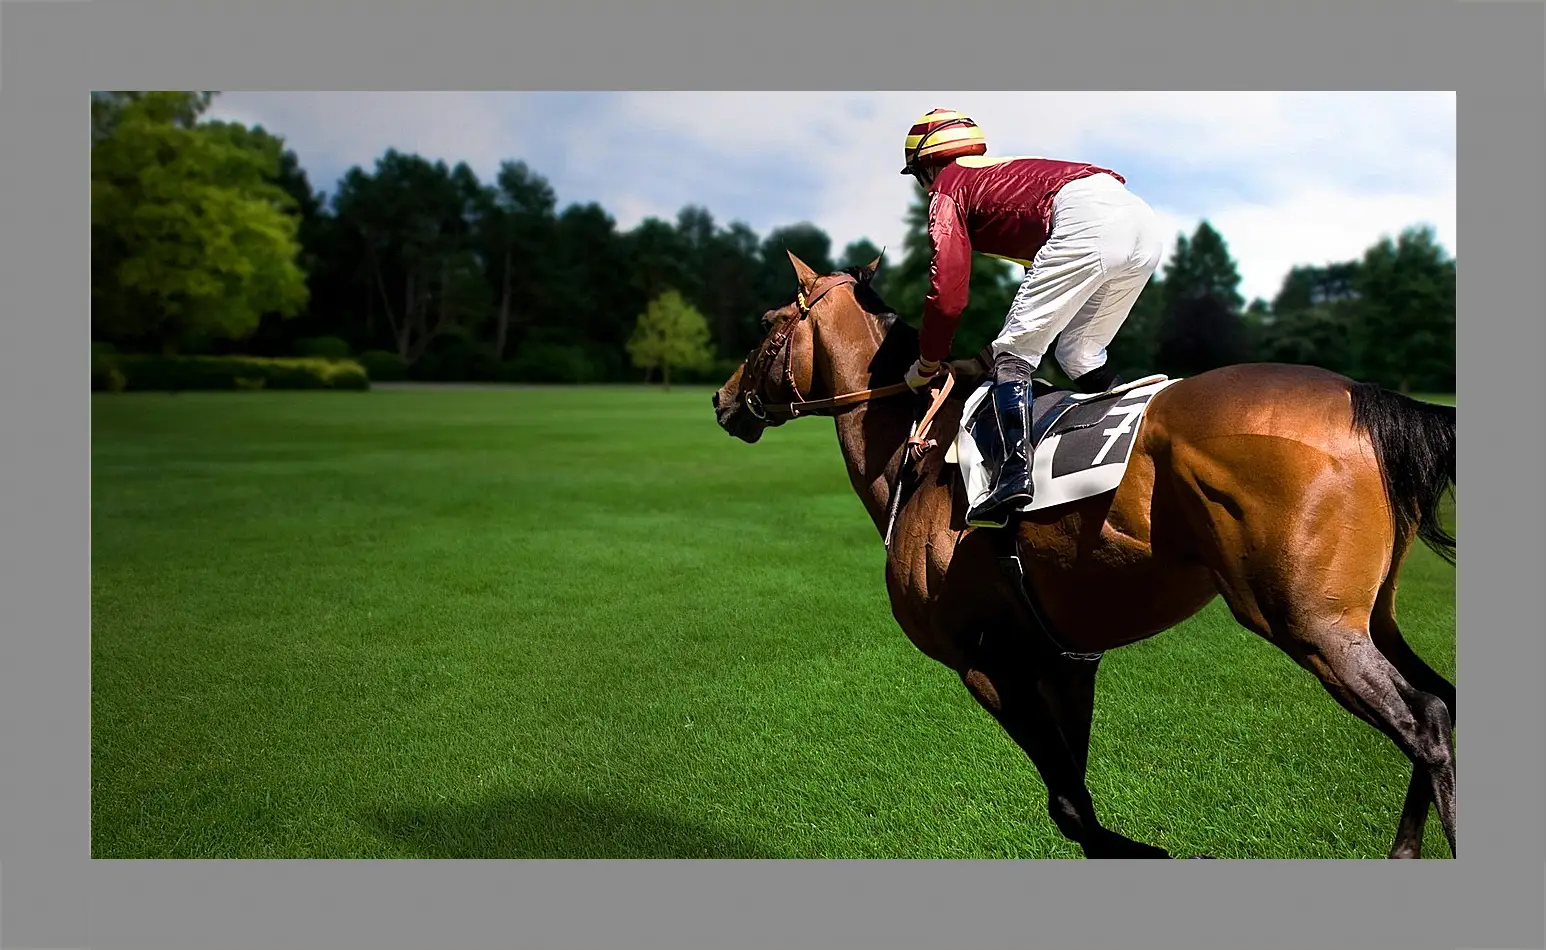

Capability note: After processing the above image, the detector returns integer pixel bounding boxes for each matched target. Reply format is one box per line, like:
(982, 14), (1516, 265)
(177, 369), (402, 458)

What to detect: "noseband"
(739, 273), (914, 422)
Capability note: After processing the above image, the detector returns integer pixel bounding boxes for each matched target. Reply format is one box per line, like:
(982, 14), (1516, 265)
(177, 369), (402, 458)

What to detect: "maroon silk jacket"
(919, 157), (1123, 363)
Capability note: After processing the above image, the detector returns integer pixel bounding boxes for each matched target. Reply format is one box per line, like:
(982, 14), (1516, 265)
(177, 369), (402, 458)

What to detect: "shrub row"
(353, 346), (739, 385)
(292, 335), (354, 360)
(359, 344), (602, 384)
(91, 341), (746, 390)
(92, 355), (370, 392)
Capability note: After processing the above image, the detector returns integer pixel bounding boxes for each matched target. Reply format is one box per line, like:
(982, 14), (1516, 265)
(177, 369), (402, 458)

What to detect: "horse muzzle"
(711, 388), (766, 443)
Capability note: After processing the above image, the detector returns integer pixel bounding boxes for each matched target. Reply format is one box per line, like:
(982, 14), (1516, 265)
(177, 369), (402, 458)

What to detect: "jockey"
(898, 107), (1166, 528)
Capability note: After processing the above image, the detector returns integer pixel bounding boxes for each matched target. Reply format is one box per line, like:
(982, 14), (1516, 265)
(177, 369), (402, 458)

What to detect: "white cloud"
(208, 91), (543, 183)
(1152, 187), (1455, 303)
(206, 90), (1455, 303)
(610, 91), (1454, 300)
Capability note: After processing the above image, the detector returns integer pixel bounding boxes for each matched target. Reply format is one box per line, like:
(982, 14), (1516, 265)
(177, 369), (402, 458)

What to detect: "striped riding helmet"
(900, 108), (988, 174)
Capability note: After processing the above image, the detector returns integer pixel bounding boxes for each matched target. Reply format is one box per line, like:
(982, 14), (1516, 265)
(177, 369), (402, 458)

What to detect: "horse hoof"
(1185, 854), (1218, 859)
(1082, 844), (1171, 859)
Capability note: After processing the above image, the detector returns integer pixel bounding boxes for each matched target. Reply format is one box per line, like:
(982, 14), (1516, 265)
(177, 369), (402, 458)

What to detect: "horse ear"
(865, 248), (885, 278)
(786, 249), (818, 289)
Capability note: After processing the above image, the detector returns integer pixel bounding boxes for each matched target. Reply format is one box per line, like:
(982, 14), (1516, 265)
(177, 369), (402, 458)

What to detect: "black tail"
(1349, 383), (1456, 565)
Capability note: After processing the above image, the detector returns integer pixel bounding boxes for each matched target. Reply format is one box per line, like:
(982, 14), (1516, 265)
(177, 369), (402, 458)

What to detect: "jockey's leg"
(966, 363), (1036, 528)
(987, 242), (1105, 379)
(1056, 275), (1145, 394)
(1052, 182), (1166, 393)
(970, 184), (1112, 528)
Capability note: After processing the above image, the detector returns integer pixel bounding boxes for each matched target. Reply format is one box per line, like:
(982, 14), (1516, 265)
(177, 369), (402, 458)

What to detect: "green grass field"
(91, 385), (1457, 859)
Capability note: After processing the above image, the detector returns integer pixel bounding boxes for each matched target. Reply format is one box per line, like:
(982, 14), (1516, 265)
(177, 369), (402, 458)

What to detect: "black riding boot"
(1072, 363), (1124, 394)
(967, 378), (1034, 528)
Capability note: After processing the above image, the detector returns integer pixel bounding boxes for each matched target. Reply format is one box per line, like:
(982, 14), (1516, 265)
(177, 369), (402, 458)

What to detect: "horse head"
(712, 249), (895, 443)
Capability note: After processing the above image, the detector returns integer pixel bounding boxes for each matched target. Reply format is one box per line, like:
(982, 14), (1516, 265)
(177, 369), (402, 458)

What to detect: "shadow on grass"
(365, 790), (786, 859)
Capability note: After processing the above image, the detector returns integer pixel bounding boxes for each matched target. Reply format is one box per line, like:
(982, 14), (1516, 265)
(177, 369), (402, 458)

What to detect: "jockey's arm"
(919, 191), (971, 365)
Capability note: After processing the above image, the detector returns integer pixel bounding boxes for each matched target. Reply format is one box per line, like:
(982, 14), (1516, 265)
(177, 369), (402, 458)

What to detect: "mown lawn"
(90, 386), (1457, 859)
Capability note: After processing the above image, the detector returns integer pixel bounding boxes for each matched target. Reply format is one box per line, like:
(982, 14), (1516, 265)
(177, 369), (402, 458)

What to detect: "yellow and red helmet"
(900, 108), (988, 174)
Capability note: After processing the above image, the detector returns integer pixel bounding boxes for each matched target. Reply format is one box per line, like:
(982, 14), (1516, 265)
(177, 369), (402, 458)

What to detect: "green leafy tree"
(91, 92), (308, 353)
(1258, 261), (1364, 376)
(1351, 227), (1455, 393)
(220, 126), (334, 357)
(841, 238), (883, 266)
(1258, 300), (1357, 372)
(1162, 221), (1245, 315)
(702, 220), (764, 358)
(757, 224), (836, 311)
(627, 290), (714, 390)
(91, 90), (214, 144)
(1155, 293), (1252, 376)
(675, 205), (718, 255)
(1104, 277), (1166, 380)
(668, 206), (722, 349)
(328, 151), (492, 364)
(478, 160), (559, 360)
(549, 202), (633, 378)
(1239, 297), (1273, 362)
(629, 218), (700, 311)
(1273, 261), (1360, 315)
(1149, 221), (1250, 375)
(662, 209), (770, 361)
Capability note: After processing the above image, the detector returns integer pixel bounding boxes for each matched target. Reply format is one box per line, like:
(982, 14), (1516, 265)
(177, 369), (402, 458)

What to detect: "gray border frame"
(8, 0), (1539, 947)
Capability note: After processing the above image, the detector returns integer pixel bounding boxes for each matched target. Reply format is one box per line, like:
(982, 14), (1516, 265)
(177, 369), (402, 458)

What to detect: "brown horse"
(711, 251), (1457, 859)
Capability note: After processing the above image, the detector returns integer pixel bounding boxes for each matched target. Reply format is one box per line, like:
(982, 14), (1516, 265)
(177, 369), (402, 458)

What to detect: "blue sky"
(207, 91), (1456, 304)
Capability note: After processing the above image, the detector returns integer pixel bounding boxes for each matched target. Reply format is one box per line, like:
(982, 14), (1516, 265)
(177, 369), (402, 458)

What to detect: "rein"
(882, 367), (956, 549)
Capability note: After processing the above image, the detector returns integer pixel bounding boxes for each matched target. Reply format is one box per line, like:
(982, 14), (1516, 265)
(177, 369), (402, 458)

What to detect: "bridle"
(738, 271), (914, 423)
(732, 267), (958, 552)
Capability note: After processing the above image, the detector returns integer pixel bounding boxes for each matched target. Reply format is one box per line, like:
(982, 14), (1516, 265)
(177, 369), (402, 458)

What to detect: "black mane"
(835, 265), (921, 382)
(839, 265), (898, 326)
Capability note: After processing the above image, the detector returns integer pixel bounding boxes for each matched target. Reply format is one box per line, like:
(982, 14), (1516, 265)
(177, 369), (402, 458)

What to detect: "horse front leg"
(961, 635), (1168, 859)
(1035, 653), (1100, 783)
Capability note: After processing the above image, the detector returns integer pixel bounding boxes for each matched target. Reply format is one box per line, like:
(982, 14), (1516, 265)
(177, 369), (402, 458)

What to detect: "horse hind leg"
(1369, 578), (1455, 723)
(1210, 561), (1457, 857)
(1367, 564), (1456, 859)
(1283, 625), (1456, 858)
(1178, 445), (1456, 858)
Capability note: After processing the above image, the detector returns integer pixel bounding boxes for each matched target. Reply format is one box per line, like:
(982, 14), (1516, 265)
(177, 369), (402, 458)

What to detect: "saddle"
(947, 372), (1173, 662)
(956, 374), (1172, 480)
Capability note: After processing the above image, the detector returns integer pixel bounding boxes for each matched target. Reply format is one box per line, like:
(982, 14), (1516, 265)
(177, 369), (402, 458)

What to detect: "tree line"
(91, 91), (1455, 393)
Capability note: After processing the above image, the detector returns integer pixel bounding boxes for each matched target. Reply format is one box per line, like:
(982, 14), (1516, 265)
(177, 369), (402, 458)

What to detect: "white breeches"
(990, 173), (1166, 380)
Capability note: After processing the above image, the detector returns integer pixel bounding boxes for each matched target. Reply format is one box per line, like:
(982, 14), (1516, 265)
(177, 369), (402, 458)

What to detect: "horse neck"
(834, 403), (914, 538)
(819, 310), (917, 538)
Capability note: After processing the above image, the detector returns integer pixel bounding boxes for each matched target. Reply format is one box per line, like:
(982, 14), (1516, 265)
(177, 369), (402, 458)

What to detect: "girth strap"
(992, 530), (1103, 662)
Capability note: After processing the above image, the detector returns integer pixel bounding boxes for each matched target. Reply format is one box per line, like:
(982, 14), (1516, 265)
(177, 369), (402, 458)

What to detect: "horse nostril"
(711, 392), (720, 409)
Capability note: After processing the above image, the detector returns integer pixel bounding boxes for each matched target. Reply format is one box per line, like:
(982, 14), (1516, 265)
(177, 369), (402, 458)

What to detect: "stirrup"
(967, 504), (1015, 529)
(968, 480), (1033, 528)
